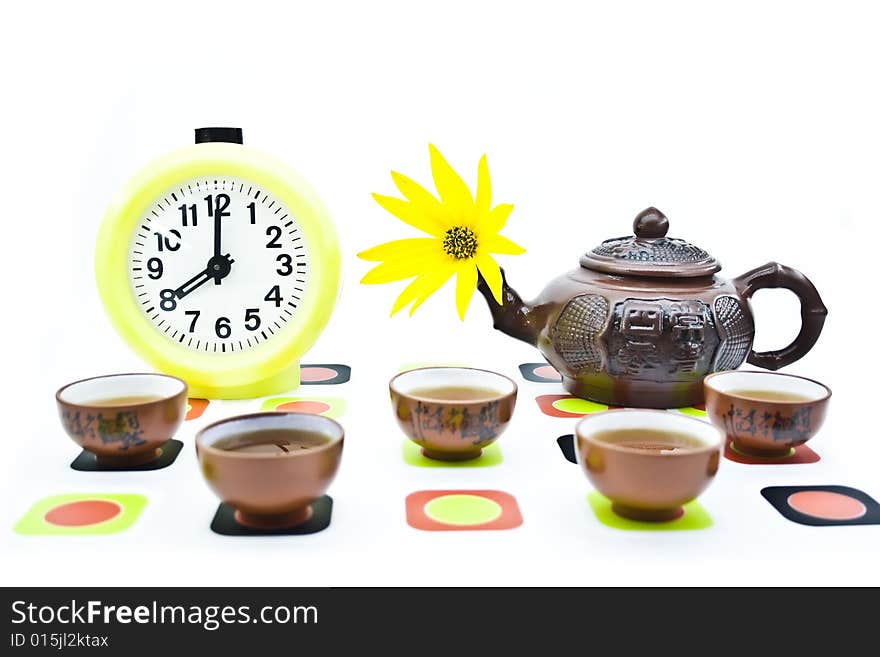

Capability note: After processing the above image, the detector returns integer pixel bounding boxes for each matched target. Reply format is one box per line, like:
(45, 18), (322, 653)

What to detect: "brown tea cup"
(704, 370), (831, 457)
(575, 409), (723, 522)
(195, 412), (344, 529)
(388, 367), (517, 461)
(56, 373), (188, 467)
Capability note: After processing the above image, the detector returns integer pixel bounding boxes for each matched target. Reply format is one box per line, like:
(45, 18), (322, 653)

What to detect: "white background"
(0, 1), (876, 586)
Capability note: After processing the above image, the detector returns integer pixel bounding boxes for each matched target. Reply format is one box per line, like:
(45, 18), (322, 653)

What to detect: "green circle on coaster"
(552, 398), (608, 414)
(423, 494), (502, 526)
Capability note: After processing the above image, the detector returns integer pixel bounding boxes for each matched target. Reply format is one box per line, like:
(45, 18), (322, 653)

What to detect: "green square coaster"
(260, 396), (346, 418)
(402, 440), (503, 467)
(14, 493), (147, 536)
(675, 406), (708, 418)
(586, 492), (712, 531)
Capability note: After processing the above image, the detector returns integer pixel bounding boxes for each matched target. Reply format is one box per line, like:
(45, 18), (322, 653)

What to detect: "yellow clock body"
(95, 128), (340, 399)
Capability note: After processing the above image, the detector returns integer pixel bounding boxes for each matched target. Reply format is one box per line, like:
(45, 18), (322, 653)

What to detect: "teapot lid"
(580, 207), (721, 278)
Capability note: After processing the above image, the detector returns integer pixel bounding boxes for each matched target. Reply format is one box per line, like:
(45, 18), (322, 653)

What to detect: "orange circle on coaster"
(533, 365), (561, 380)
(276, 400), (332, 414)
(44, 500), (122, 527)
(787, 491), (867, 520)
(300, 367), (339, 383)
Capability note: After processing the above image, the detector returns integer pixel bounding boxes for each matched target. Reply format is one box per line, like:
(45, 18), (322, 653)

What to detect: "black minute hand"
(213, 204), (223, 284)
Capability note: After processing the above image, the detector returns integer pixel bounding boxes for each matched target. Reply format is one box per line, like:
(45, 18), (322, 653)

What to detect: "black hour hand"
(175, 254), (234, 300)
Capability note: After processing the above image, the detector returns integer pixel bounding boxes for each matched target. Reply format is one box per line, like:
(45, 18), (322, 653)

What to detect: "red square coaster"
(724, 439), (820, 465)
(406, 490), (523, 531)
(186, 398), (210, 421)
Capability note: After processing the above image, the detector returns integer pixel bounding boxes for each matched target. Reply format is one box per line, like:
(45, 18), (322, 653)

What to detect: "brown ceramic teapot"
(476, 207), (827, 408)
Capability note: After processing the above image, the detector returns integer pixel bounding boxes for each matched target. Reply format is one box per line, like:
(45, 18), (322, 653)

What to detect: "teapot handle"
(732, 262), (827, 371)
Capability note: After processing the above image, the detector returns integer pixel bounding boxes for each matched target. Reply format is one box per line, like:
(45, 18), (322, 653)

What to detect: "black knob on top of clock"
(195, 127), (243, 145)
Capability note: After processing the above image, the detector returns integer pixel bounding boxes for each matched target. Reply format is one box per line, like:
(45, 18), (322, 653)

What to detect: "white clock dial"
(127, 176), (310, 353)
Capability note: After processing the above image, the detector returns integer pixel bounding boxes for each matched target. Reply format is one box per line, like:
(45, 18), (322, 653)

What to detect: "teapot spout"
(476, 268), (541, 347)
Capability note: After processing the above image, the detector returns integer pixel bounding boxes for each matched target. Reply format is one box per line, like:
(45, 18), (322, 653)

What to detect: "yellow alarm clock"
(95, 127), (340, 399)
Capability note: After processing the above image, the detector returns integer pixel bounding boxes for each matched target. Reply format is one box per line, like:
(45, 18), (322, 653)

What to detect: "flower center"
(442, 226), (478, 260)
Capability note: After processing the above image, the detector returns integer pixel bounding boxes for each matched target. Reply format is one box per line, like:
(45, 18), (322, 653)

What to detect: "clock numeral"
(155, 229), (181, 252)
(265, 226), (283, 248)
(147, 257), (163, 279)
(244, 308), (261, 331)
(215, 316), (232, 339)
(204, 194), (230, 218)
(264, 285), (282, 307)
(248, 201), (257, 225)
(276, 253), (293, 276)
(159, 289), (177, 312)
(178, 203), (198, 227)
(185, 310), (200, 332)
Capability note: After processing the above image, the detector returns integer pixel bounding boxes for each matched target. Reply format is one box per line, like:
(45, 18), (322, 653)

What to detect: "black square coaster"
(519, 362), (562, 383)
(210, 495), (333, 536)
(70, 439), (183, 472)
(761, 485), (880, 527)
(299, 364), (351, 385)
(557, 434), (577, 464)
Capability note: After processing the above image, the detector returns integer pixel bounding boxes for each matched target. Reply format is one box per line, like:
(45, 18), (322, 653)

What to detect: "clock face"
(127, 176), (310, 353)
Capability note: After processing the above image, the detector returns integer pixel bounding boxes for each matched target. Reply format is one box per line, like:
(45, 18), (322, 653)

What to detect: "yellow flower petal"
(475, 252), (503, 304)
(357, 238), (438, 262)
(361, 260), (426, 285)
(391, 276), (427, 316)
(391, 171), (439, 209)
(389, 171), (451, 234)
(389, 261), (455, 316)
(481, 203), (514, 234)
(454, 262), (478, 320)
(482, 233), (525, 255)
(407, 262), (457, 316)
(474, 155), (491, 219)
(362, 247), (447, 285)
(428, 144), (474, 224)
(372, 194), (445, 237)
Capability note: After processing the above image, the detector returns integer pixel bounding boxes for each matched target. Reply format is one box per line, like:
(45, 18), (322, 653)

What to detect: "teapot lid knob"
(582, 206), (719, 277)
(633, 207), (669, 239)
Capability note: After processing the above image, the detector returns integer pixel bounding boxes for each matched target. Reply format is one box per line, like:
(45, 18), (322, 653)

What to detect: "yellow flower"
(358, 145), (525, 319)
